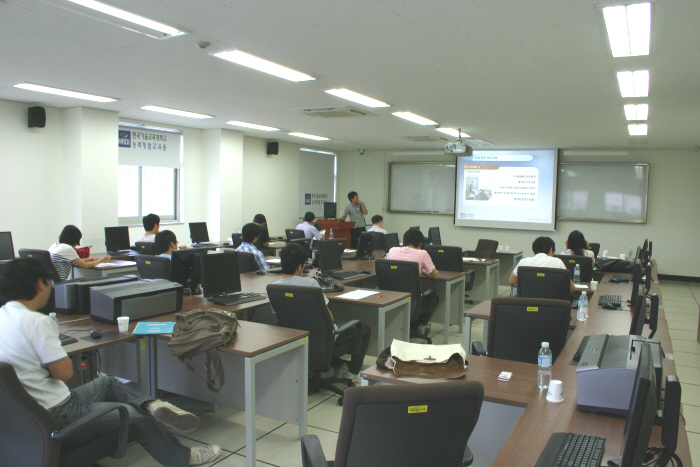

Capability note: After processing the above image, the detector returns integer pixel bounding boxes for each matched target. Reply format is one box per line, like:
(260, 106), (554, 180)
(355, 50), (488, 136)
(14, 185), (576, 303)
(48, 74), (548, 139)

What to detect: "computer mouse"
(90, 329), (102, 339)
(601, 303), (617, 310)
(609, 278), (619, 283)
(573, 351), (583, 362)
(362, 270), (371, 274)
(303, 266), (310, 274)
(256, 270), (266, 275)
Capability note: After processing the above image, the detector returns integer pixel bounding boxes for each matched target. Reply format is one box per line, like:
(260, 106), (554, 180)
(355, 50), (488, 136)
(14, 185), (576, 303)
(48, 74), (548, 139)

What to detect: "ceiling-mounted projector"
(445, 142), (472, 154)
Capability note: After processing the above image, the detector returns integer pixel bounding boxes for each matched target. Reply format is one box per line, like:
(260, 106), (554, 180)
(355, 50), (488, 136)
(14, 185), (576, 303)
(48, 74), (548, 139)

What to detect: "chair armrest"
(52, 403), (130, 459)
(334, 319), (363, 354)
(301, 434), (329, 467)
(464, 269), (475, 291)
(471, 341), (487, 356)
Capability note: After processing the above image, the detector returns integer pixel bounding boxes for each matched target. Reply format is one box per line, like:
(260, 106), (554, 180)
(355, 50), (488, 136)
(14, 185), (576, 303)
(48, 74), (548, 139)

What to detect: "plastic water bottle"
(573, 264), (581, 285)
(329, 229), (334, 240)
(538, 342), (552, 389)
(628, 246), (634, 260)
(48, 312), (60, 335)
(577, 292), (588, 322)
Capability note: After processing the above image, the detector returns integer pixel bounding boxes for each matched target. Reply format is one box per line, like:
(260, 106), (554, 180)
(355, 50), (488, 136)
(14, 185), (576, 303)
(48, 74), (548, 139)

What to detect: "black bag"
(595, 258), (633, 273)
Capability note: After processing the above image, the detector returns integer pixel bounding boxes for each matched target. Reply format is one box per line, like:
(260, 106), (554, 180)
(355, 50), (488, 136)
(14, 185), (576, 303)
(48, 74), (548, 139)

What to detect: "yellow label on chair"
(391, 265), (397, 269)
(28, 254), (33, 257)
(408, 405), (428, 414)
(569, 259), (575, 263)
(146, 261), (151, 265)
(438, 250), (444, 253)
(285, 293), (293, 297)
(537, 273), (545, 277)
(527, 307), (539, 312)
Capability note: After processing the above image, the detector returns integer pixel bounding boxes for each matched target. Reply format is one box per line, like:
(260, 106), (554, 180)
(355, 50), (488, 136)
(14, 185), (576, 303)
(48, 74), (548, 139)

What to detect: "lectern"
(316, 219), (354, 243)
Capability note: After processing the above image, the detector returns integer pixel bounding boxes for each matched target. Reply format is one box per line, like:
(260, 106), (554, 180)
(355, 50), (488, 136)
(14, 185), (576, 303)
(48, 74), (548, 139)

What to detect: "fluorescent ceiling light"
(14, 83), (117, 102)
(141, 105), (213, 119)
(289, 132), (329, 141)
(324, 89), (389, 108)
(628, 124), (648, 136)
(226, 121), (279, 131)
(436, 127), (470, 138)
(624, 104), (648, 121)
(617, 70), (649, 97)
(41, 0), (186, 39)
(602, 3), (651, 57)
(392, 112), (437, 125)
(213, 50), (314, 82)
(301, 148), (336, 155)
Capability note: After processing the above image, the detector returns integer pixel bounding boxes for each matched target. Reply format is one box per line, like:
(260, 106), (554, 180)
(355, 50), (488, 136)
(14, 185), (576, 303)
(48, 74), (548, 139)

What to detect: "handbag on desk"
(376, 340), (468, 379)
(75, 246), (90, 259)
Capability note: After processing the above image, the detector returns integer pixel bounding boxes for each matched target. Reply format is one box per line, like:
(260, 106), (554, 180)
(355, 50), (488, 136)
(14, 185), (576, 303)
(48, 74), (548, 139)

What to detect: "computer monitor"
(200, 252), (241, 297)
(169, 248), (204, 288)
(189, 222), (210, 244)
(647, 294), (659, 339)
(355, 231), (374, 259)
(616, 343), (657, 467)
(629, 285), (647, 337)
(428, 227), (441, 246)
(104, 226), (131, 253)
(643, 264), (653, 294)
(0, 232), (15, 260)
(409, 226), (420, 231)
(324, 202), (337, 218)
(633, 246), (642, 264)
(384, 232), (400, 252)
(290, 237), (312, 258)
(317, 239), (343, 276)
(629, 261), (644, 306)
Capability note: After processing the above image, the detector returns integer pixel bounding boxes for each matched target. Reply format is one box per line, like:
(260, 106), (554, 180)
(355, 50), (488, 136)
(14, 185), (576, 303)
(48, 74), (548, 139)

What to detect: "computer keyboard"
(109, 249), (133, 255)
(598, 294), (622, 306)
(266, 267), (283, 274)
(610, 274), (631, 283)
(534, 432), (605, 467)
(59, 333), (78, 346)
(209, 292), (265, 306)
(194, 242), (217, 247)
(330, 270), (367, 280)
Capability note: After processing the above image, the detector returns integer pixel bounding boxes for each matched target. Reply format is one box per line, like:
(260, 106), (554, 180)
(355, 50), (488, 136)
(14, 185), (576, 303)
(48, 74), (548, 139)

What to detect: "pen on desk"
(374, 295), (382, 299)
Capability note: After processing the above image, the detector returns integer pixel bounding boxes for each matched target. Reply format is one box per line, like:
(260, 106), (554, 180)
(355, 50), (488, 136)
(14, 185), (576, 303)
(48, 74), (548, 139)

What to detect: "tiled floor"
(98, 281), (700, 466)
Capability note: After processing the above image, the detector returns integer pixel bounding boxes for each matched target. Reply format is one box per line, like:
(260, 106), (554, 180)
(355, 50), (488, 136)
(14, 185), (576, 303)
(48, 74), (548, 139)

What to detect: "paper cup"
(620, 253), (627, 260)
(602, 250), (609, 258)
(498, 245), (504, 252)
(505, 246), (510, 252)
(117, 316), (130, 333)
(590, 280), (598, 291)
(546, 380), (564, 403)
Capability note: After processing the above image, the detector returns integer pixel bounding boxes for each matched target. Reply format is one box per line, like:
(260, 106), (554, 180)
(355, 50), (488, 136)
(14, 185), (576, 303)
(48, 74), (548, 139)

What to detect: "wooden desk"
(73, 259), (138, 279)
(465, 249), (523, 286)
(462, 258), (500, 302)
(422, 271), (467, 344)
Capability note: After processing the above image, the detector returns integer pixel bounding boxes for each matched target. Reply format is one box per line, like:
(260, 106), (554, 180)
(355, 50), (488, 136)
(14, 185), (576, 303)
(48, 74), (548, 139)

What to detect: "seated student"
(560, 230), (595, 259)
(509, 236), (576, 292)
(48, 225), (111, 281)
(236, 223), (270, 270)
(275, 243), (370, 381)
(367, 214), (388, 234)
(0, 258), (221, 466)
(295, 211), (323, 241)
(253, 213), (270, 248)
(386, 229), (439, 279)
(136, 213), (160, 243)
(155, 230), (179, 259)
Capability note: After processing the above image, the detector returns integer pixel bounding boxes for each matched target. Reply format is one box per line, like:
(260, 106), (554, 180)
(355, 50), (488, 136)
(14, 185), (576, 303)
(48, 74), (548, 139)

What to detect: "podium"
(316, 219), (354, 243)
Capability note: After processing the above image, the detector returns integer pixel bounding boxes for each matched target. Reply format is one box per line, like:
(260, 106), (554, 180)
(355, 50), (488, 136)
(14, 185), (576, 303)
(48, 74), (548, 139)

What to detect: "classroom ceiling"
(1, 0), (699, 152)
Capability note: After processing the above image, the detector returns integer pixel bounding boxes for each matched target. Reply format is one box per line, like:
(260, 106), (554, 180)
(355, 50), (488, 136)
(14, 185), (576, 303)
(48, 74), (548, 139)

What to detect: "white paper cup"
(505, 246), (510, 252)
(602, 250), (609, 258)
(498, 245), (504, 252)
(620, 253), (627, 260)
(546, 380), (564, 403)
(590, 280), (598, 291)
(117, 316), (130, 333)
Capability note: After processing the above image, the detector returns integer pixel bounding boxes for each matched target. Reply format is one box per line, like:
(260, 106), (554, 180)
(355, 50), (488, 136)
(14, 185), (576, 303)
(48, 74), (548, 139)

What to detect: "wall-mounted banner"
(118, 127), (181, 168)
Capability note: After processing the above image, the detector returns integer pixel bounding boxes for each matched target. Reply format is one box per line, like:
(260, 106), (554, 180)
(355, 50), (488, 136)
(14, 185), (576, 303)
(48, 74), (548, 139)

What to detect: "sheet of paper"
(267, 258), (281, 264)
(335, 289), (380, 300)
(574, 284), (588, 289)
(95, 263), (117, 267)
(344, 249), (357, 253)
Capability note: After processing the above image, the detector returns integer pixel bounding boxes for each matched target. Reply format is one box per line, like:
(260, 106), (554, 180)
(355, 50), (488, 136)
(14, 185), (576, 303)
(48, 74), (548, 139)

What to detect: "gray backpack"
(168, 308), (239, 393)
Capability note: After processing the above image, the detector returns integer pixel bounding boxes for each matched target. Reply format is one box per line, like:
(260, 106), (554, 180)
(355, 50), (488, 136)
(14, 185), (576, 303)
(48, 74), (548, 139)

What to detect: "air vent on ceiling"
(628, 138), (648, 146)
(301, 106), (376, 118)
(467, 139), (495, 147)
(401, 136), (447, 142)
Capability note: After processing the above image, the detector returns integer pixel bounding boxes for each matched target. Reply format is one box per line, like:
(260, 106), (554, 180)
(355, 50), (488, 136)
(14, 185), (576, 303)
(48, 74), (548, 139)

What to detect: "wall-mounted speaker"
(28, 106), (46, 128)
(267, 141), (279, 155)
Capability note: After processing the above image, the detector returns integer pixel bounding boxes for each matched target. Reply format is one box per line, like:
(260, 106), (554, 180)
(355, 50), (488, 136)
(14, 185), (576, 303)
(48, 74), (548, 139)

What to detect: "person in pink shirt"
(386, 229), (439, 278)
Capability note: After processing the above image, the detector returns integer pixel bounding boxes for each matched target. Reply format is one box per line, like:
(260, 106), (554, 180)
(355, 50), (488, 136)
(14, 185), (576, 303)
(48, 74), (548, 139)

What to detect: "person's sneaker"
(148, 401), (200, 433)
(417, 323), (432, 337)
(346, 372), (362, 384)
(190, 445), (221, 465)
(333, 363), (349, 379)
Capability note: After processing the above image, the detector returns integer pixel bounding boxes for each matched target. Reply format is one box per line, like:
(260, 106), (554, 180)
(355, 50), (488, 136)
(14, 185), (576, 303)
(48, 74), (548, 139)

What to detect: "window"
(118, 166), (179, 225)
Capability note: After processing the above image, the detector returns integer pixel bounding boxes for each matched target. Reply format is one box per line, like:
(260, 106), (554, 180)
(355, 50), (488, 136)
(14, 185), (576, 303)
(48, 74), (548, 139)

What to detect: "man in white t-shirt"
(136, 213), (160, 243)
(367, 214), (388, 235)
(0, 258), (221, 466)
(509, 236), (575, 293)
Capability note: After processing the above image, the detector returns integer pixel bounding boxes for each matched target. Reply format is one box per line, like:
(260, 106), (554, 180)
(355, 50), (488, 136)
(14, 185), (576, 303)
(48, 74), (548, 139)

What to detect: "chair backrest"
(134, 242), (157, 256)
(266, 285), (335, 371)
(384, 233), (400, 252)
(588, 242), (600, 259)
(427, 227), (441, 246)
(487, 297), (571, 363)
(332, 382), (484, 467)
(517, 266), (571, 301)
(229, 250), (259, 273)
(135, 255), (170, 280)
(424, 246), (463, 272)
(286, 229), (306, 241)
(0, 362), (61, 467)
(18, 249), (62, 283)
(375, 259), (422, 321)
(472, 239), (498, 259)
(336, 238), (348, 254)
(231, 233), (244, 248)
(370, 232), (386, 259)
(554, 254), (594, 283)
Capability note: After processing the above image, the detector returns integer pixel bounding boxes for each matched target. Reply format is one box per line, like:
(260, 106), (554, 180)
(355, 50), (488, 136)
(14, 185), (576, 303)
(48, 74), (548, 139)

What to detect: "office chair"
(286, 229), (306, 241)
(588, 242), (600, 259)
(336, 238), (348, 254)
(554, 254), (594, 283)
(383, 232), (400, 252)
(134, 255), (170, 280)
(471, 297), (571, 362)
(224, 250), (259, 273)
(301, 381), (484, 467)
(375, 259), (439, 343)
(370, 232), (386, 259)
(425, 245), (476, 293)
(231, 233), (244, 248)
(18, 248), (63, 283)
(266, 284), (364, 405)
(471, 239), (499, 259)
(0, 362), (134, 467)
(134, 242), (157, 256)
(517, 266), (571, 301)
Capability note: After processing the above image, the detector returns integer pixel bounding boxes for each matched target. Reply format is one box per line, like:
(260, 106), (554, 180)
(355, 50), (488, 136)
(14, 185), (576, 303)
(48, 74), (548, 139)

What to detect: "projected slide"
(454, 150), (558, 231)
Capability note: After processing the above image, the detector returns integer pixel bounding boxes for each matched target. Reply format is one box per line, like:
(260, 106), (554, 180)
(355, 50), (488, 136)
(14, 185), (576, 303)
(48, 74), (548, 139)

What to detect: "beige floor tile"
(672, 340), (700, 355)
(683, 404), (700, 433)
(666, 313), (698, 324)
(665, 299), (700, 308)
(213, 453), (278, 466)
(681, 382), (700, 406)
(676, 366), (700, 386)
(670, 328), (698, 342)
(664, 295), (700, 305)
(307, 394), (344, 432)
(686, 432), (700, 465)
(240, 424), (339, 467)
(663, 305), (700, 316)
(99, 435), (233, 467)
(668, 318), (698, 330)
(674, 352), (700, 368)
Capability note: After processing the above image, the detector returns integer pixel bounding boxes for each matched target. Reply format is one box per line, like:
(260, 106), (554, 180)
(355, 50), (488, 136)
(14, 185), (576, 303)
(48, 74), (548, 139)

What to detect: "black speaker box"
(267, 141), (279, 155)
(28, 106), (46, 128)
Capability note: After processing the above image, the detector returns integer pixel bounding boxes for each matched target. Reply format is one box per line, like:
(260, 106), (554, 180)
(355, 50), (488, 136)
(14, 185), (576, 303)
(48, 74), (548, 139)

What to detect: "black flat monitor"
(355, 231), (374, 259)
(629, 285), (647, 337)
(629, 261), (644, 306)
(317, 239), (343, 275)
(428, 227), (441, 246)
(200, 252), (241, 297)
(169, 248), (204, 288)
(409, 226), (420, 231)
(286, 229), (306, 241)
(0, 232), (15, 260)
(370, 232), (385, 252)
(324, 202), (337, 218)
(384, 233), (400, 252)
(290, 238), (312, 258)
(633, 246), (642, 264)
(189, 222), (210, 244)
(554, 254), (594, 283)
(104, 226), (131, 253)
(615, 343), (657, 467)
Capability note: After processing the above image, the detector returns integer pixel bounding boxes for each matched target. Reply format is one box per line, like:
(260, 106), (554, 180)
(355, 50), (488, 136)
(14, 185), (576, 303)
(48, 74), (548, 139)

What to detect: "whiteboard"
(388, 162), (456, 214)
(557, 163), (649, 223)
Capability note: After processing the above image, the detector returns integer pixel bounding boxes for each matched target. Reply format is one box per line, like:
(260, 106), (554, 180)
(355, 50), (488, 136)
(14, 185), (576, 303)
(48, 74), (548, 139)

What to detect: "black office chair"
(266, 285), (364, 405)
(471, 297), (571, 362)
(588, 243), (601, 259)
(370, 232), (386, 259)
(135, 255), (170, 280)
(383, 232), (400, 252)
(231, 233), (244, 248)
(554, 254), (594, 283)
(375, 259), (438, 343)
(517, 266), (571, 301)
(0, 362), (134, 467)
(471, 239), (499, 259)
(286, 229), (306, 241)
(134, 242), (157, 256)
(336, 238), (348, 254)
(425, 245), (476, 293)
(224, 250), (259, 273)
(301, 381), (484, 467)
(19, 248), (62, 283)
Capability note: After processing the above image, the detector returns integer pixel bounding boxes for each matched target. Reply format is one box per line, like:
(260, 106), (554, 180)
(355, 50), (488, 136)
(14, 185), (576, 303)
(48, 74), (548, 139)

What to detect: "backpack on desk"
(168, 308), (239, 393)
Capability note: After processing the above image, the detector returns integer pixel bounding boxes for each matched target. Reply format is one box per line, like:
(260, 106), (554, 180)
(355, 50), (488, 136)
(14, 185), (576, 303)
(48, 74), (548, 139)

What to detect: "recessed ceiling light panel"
(214, 50), (315, 82)
(392, 112), (437, 125)
(628, 123), (648, 136)
(324, 89), (389, 108)
(436, 127), (470, 138)
(226, 121), (279, 131)
(603, 2), (651, 57)
(617, 70), (649, 97)
(14, 83), (118, 102)
(141, 105), (213, 119)
(624, 104), (648, 121)
(289, 132), (329, 141)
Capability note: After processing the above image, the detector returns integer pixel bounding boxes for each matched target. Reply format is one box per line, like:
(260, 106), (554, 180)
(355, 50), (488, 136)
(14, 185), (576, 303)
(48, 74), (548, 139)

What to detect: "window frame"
(118, 166), (181, 226)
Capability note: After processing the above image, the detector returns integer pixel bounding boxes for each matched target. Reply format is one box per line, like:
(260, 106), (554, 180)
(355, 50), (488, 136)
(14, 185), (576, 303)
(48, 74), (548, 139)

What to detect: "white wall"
(337, 149), (700, 277)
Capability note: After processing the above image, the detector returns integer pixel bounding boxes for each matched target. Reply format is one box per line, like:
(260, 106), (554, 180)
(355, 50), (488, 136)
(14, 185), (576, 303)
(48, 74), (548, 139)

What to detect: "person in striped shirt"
(235, 223), (270, 270)
(48, 225), (111, 281)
